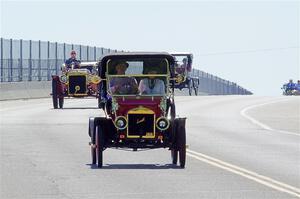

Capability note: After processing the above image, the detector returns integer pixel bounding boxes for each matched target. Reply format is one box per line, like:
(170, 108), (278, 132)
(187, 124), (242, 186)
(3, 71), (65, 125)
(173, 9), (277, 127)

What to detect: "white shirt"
(139, 78), (165, 95)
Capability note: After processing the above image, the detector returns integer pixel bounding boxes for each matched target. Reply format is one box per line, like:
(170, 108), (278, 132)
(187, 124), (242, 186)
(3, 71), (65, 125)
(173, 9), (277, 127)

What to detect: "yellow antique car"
(51, 62), (101, 109)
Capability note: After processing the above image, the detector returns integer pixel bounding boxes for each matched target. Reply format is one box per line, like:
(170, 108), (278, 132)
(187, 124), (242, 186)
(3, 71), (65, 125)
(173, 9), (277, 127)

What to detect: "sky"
(0, 0), (299, 95)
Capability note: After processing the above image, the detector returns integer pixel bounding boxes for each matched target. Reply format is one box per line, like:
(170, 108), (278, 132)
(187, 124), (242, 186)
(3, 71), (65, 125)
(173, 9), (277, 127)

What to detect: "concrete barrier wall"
(0, 81), (51, 100)
(0, 81), (209, 101)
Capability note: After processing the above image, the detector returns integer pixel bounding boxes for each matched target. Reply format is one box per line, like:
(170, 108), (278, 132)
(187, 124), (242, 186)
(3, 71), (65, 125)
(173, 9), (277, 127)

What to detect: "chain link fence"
(0, 38), (252, 95)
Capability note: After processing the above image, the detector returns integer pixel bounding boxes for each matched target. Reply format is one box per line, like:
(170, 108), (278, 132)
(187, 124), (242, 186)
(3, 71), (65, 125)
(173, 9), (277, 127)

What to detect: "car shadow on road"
(56, 107), (99, 110)
(86, 163), (181, 170)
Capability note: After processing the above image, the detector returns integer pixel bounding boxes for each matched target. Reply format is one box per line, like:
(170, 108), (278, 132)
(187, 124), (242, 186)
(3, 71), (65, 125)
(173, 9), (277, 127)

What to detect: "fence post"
(47, 41), (50, 81)
(55, 42), (58, 75)
(233, 83), (237, 94)
(94, 46), (96, 61)
(227, 81), (230, 94)
(63, 43), (66, 62)
(101, 47), (104, 55)
(214, 76), (218, 95)
(38, 40), (41, 81)
(87, 45), (89, 61)
(19, 39), (23, 81)
(220, 79), (224, 95)
(29, 40), (32, 81)
(9, 39), (13, 82)
(79, 45), (82, 60)
(210, 75), (215, 95)
(205, 73), (209, 94)
(0, 38), (3, 82)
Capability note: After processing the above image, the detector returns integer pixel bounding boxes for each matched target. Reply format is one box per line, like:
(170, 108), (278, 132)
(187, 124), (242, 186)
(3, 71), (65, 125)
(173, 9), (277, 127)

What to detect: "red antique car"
(51, 62), (101, 109)
(88, 52), (187, 168)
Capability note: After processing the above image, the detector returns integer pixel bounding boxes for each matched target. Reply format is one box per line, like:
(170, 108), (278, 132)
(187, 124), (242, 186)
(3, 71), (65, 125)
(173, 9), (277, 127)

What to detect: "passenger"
(65, 50), (81, 69)
(109, 61), (138, 94)
(176, 58), (191, 76)
(175, 58), (186, 74)
(286, 79), (296, 91)
(139, 69), (165, 95)
(296, 80), (300, 91)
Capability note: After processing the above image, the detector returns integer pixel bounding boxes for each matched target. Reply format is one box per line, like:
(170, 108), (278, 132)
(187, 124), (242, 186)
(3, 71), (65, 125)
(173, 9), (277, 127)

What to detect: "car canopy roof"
(98, 52), (175, 77)
(170, 52), (193, 56)
(80, 61), (97, 67)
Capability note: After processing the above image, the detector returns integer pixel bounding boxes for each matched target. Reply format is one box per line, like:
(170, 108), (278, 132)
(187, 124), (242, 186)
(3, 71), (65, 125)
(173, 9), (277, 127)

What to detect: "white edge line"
(186, 150), (300, 198)
(240, 99), (300, 136)
(187, 149), (300, 193)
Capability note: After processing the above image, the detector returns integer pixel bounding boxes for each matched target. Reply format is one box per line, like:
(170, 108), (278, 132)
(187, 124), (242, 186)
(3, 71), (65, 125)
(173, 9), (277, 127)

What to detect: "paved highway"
(1, 96), (299, 199)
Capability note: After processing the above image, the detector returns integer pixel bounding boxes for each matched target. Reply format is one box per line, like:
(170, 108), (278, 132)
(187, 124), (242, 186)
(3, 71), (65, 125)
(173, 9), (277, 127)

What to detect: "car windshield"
(106, 58), (169, 96)
(173, 55), (189, 74)
(79, 65), (97, 74)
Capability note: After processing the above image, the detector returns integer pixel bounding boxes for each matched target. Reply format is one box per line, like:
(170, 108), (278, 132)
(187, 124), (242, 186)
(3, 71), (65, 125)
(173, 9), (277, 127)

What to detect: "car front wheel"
(176, 119), (186, 168)
(59, 97), (64, 109)
(96, 125), (104, 168)
(171, 149), (178, 164)
(52, 79), (58, 109)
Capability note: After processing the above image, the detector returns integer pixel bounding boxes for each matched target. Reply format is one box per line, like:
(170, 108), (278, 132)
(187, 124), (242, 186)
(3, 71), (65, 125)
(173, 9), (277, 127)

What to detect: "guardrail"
(0, 38), (252, 95)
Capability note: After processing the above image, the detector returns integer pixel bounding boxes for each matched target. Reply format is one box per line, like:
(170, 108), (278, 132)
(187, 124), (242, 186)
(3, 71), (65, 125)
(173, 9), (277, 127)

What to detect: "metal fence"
(0, 38), (252, 95)
(0, 38), (116, 82)
(191, 69), (252, 95)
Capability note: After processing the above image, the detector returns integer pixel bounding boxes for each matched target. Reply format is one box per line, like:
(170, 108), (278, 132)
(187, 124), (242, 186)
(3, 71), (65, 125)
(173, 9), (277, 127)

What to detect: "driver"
(175, 58), (186, 74)
(65, 50), (81, 70)
(139, 68), (165, 95)
(109, 61), (138, 94)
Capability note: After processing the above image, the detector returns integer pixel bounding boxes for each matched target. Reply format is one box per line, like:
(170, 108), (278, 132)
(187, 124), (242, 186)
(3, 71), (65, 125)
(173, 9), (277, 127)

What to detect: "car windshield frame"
(105, 58), (170, 97)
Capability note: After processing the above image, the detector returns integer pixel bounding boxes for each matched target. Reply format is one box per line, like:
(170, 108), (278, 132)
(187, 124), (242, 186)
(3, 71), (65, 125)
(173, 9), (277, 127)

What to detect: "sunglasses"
(71, 52), (76, 55)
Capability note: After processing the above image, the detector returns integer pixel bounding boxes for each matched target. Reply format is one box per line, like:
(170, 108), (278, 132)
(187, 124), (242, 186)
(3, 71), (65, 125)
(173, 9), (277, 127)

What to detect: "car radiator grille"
(128, 114), (155, 138)
(68, 75), (86, 94)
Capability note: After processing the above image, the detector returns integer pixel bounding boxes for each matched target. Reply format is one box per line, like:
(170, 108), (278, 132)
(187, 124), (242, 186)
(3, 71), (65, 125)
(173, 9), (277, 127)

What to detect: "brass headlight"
(114, 116), (127, 130)
(91, 76), (101, 84)
(176, 75), (185, 83)
(60, 75), (68, 83)
(156, 117), (170, 131)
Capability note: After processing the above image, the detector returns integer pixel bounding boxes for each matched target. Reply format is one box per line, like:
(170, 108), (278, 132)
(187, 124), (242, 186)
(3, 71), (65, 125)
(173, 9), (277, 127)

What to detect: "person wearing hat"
(175, 58), (186, 74)
(109, 62), (138, 94)
(139, 67), (165, 95)
(65, 50), (81, 69)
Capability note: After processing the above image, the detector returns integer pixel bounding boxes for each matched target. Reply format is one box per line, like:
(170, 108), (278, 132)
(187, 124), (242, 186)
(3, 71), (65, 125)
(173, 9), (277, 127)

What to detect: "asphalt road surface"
(1, 96), (299, 199)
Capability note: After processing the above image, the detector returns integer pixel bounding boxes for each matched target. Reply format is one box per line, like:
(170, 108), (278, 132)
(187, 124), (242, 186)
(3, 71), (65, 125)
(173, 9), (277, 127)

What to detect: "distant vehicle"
(51, 62), (101, 109)
(171, 52), (199, 96)
(281, 80), (300, 96)
(88, 52), (187, 168)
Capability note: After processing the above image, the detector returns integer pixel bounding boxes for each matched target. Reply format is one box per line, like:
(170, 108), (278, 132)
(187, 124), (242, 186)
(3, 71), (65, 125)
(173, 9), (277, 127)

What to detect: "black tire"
(194, 87), (198, 96)
(52, 79), (58, 109)
(96, 125), (104, 168)
(176, 119), (186, 168)
(170, 103), (176, 121)
(89, 119), (96, 164)
(59, 97), (64, 109)
(194, 79), (199, 96)
(171, 149), (178, 164)
(98, 95), (102, 109)
(188, 79), (192, 96)
(97, 83), (103, 109)
(91, 138), (96, 165)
